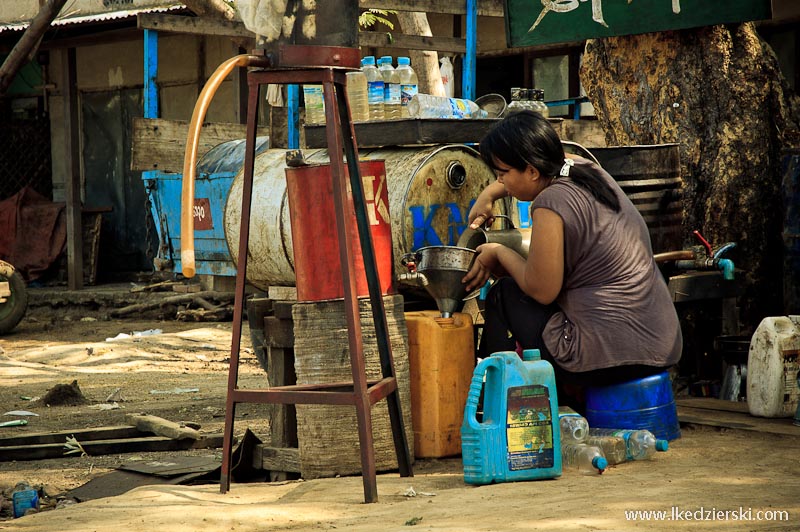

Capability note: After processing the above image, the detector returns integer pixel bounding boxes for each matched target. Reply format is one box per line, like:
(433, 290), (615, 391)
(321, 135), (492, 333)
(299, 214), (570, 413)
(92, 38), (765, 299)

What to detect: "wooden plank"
(359, 31), (466, 54)
(138, 13), (255, 39)
(264, 316), (295, 348)
(305, 118), (501, 149)
(2, 437), (192, 461)
(676, 397), (750, 414)
(125, 414), (201, 440)
(267, 286), (297, 302)
(360, 0), (504, 17)
(131, 118), (269, 173)
(266, 347), (298, 481)
(252, 444), (301, 473)
(678, 405), (800, 437)
(0, 426), (142, 447)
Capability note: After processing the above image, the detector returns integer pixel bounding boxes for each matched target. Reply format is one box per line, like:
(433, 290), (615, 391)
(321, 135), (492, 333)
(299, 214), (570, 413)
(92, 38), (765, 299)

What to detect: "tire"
(0, 260), (28, 334)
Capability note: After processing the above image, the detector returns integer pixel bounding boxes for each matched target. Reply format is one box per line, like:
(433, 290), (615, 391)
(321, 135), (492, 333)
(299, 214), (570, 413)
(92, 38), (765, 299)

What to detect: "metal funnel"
(400, 246), (476, 318)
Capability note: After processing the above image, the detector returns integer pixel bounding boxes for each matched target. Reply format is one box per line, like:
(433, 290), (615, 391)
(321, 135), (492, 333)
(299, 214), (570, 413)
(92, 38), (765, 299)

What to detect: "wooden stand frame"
(220, 61), (413, 503)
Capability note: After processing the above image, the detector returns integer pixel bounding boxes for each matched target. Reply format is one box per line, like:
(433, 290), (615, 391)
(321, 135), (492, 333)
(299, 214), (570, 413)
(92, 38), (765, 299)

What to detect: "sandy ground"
(1, 303), (799, 531)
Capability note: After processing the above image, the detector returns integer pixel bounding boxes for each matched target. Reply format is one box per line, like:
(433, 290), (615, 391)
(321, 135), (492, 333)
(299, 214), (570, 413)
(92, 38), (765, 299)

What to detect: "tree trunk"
(0, 0), (69, 96)
(396, 12), (446, 97)
(581, 23), (800, 330)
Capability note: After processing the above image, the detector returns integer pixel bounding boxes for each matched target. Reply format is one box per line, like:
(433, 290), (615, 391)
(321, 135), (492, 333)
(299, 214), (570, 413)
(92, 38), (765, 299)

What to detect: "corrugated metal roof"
(0, 4), (185, 34)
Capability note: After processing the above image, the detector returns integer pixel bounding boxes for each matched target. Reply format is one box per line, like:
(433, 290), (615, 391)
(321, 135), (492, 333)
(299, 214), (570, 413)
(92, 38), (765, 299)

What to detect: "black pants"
(478, 277), (666, 412)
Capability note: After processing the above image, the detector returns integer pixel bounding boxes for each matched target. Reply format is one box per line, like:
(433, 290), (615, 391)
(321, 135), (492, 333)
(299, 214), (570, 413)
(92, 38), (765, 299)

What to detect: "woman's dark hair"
(479, 110), (620, 212)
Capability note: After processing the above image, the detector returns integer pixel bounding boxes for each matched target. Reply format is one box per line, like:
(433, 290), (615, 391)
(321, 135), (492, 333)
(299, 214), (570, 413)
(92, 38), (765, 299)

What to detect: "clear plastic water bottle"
(396, 56), (418, 119)
(302, 84), (325, 125)
(585, 435), (628, 465)
(506, 87), (526, 115)
(361, 56), (384, 121)
(531, 88), (549, 118)
(558, 406), (589, 444)
(346, 69), (369, 123)
(561, 443), (608, 474)
(378, 56), (401, 120)
(408, 93), (488, 119)
(589, 428), (669, 461)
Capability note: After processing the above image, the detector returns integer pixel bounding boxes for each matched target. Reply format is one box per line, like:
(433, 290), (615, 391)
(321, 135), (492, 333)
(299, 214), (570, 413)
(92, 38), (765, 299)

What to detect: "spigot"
(398, 271), (429, 287)
(674, 231), (737, 280)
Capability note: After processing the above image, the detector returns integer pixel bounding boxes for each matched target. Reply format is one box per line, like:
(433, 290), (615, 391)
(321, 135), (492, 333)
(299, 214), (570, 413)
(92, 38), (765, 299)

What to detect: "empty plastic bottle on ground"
(561, 442), (608, 474)
(379, 56), (401, 120)
(396, 56), (418, 119)
(346, 69), (369, 122)
(361, 56), (385, 121)
(302, 84), (325, 125)
(558, 406), (589, 444)
(408, 94), (488, 119)
(589, 428), (668, 461)
(585, 435), (628, 465)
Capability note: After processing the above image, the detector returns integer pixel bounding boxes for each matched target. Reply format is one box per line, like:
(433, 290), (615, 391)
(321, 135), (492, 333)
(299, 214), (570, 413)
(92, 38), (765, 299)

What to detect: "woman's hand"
(462, 243), (504, 292)
(468, 181), (507, 229)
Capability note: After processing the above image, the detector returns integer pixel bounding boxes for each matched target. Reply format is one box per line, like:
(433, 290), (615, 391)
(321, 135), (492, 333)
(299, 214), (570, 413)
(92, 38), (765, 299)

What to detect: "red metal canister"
(285, 160), (394, 301)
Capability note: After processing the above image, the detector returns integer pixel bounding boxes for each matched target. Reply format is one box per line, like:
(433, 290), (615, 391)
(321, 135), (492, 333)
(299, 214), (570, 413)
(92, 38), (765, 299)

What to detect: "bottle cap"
(656, 439), (669, 452)
(363, 56), (376, 66)
(592, 456), (608, 472)
(522, 349), (541, 361)
(380, 55), (393, 65)
(398, 57), (410, 65)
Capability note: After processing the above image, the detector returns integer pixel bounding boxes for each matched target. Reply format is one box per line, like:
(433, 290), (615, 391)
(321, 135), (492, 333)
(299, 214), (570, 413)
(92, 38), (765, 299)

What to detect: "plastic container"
(379, 56), (401, 120)
(530, 88), (549, 118)
(561, 443), (608, 474)
(506, 87), (526, 115)
(589, 428), (668, 461)
(302, 84), (325, 125)
(461, 350), (561, 485)
(396, 56), (418, 119)
(361, 56), (385, 121)
(558, 406), (589, 444)
(12, 482), (39, 518)
(346, 70), (369, 122)
(406, 311), (474, 458)
(408, 94), (488, 119)
(585, 371), (681, 441)
(747, 316), (800, 417)
(585, 435), (628, 465)
(440, 56), (455, 97)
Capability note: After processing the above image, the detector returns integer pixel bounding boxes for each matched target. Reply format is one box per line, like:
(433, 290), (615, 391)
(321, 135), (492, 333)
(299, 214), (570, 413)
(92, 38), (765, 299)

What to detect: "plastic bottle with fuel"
(361, 56), (385, 121)
(379, 56), (401, 120)
(396, 56), (418, 119)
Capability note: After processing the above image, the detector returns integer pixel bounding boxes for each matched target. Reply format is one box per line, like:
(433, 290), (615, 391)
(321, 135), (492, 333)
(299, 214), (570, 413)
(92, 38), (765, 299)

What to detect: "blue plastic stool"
(585, 371), (681, 441)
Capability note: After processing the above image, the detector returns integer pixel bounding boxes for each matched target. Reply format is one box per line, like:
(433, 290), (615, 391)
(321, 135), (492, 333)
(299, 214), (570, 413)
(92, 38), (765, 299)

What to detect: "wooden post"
(61, 47), (83, 290)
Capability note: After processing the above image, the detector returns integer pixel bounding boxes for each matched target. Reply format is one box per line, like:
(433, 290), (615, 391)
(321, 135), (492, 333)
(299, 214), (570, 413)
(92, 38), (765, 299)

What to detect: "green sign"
(505, 0), (773, 48)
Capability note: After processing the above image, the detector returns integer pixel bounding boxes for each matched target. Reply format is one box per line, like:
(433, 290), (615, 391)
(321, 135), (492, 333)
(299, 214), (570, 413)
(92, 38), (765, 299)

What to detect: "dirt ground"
(1, 297), (799, 531)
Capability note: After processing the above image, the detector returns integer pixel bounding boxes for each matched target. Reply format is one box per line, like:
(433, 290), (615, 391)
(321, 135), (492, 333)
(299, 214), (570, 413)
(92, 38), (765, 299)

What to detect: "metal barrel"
(224, 145), (499, 291)
(589, 144), (684, 254)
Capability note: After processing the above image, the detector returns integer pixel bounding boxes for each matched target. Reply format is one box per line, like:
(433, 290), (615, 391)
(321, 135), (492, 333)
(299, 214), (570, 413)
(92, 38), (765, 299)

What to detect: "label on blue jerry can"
(12, 486), (39, 518)
(506, 384), (555, 471)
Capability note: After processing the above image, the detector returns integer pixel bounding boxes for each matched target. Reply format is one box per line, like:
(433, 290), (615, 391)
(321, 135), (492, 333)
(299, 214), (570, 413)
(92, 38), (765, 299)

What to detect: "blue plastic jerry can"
(461, 350), (562, 485)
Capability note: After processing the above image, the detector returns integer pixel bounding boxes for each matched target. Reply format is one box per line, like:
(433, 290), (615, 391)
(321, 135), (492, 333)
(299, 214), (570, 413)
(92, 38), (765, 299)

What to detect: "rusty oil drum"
(285, 160), (393, 301)
(589, 144), (684, 254)
(224, 145), (500, 291)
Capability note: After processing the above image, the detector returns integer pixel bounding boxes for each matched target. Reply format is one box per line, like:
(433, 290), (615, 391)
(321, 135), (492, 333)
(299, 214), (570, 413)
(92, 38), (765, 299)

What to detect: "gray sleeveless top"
(533, 158), (682, 372)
